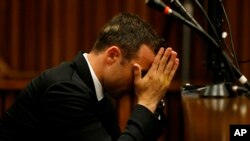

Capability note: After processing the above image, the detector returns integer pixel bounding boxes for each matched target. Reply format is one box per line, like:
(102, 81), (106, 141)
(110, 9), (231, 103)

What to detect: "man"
(0, 12), (179, 141)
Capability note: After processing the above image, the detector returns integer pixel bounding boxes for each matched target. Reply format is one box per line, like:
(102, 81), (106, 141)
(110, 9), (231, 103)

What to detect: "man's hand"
(133, 47), (179, 113)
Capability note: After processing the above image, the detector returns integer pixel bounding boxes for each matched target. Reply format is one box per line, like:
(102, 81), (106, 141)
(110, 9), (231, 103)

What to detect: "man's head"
(92, 12), (164, 60)
(88, 12), (164, 98)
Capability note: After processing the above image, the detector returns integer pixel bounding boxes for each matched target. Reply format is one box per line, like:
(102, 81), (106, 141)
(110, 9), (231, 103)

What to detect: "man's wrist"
(154, 99), (166, 121)
(137, 102), (157, 113)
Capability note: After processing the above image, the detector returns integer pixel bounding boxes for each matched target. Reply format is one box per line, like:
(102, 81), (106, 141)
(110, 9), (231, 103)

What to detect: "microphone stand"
(174, 10), (250, 97)
(145, 0), (250, 97)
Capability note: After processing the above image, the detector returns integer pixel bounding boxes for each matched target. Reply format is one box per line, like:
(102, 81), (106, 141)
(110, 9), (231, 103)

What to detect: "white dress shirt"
(83, 53), (104, 101)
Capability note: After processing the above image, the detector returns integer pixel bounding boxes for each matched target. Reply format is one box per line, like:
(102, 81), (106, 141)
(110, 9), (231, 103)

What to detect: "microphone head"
(145, 0), (167, 12)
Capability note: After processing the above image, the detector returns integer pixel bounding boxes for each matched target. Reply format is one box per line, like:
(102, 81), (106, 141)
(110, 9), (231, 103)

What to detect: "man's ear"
(105, 46), (121, 64)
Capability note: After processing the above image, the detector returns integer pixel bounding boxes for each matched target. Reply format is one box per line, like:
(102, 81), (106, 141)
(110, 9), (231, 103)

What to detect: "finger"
(148, 47), (164, 73)
(164, 51), (177, 75)
(168, 58), (179, 81)
(133, 63), (142, 84)
(158, 48), (172, 72)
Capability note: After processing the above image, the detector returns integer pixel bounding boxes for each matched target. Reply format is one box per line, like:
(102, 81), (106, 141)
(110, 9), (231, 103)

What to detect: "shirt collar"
(83, 53), (104, 101)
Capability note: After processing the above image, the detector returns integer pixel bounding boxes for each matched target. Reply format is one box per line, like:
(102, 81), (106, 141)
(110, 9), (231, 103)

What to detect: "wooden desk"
(181, 92), (250, 141)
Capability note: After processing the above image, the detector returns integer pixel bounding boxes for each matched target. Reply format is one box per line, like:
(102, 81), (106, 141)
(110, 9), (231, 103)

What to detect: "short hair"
(92, 12), (165, 60)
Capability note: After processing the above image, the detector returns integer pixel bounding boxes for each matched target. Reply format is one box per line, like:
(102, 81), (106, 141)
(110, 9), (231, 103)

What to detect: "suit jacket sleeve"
(42, 82), (163, 141)
(0, 82), (163, 141)
(119, 105), (163, 141)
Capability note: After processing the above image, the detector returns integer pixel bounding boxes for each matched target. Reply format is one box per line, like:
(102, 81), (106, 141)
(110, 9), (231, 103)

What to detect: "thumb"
(133, 63), (142, 84)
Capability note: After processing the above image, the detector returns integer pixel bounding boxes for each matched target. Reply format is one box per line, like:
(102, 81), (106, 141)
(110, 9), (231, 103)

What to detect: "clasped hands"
(134, 47), (179, 113)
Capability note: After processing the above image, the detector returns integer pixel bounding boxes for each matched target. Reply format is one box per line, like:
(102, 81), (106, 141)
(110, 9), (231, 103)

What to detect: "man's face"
(104, 45), (155, 98)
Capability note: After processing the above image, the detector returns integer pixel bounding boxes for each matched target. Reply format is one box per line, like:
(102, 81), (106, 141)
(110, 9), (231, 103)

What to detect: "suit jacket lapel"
(73, 51), (121, 140)
(73, 51), (96, 97)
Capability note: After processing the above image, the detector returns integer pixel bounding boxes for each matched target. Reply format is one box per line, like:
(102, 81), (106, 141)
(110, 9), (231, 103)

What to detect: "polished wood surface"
(181, 91), (250, 141)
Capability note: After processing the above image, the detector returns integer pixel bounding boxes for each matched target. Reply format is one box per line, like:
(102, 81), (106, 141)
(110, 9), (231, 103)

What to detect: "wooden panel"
(0, 0), (168, 70)
(9, 0), (20, 70)
(0, 1), (250, 141)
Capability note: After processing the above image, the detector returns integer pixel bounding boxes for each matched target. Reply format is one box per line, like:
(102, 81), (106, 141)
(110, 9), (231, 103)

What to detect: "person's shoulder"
(46, 80), (93, 98)
(26, 61), (77, 94)
(43, 61), (74, 80)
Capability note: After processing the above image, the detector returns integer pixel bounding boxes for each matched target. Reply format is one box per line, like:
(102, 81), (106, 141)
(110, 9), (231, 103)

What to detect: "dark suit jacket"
(0, 51), (163, 141)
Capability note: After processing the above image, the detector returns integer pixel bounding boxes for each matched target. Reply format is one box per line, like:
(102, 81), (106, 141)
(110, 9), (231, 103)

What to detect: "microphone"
(232, 85), (249, 93)
(220, 49), (250, 91)
(145, 0), (195, 28)
(145, 0), (219, 48)
(145, 0), (181, 17)
(167, 0), (203, 30)
(145, 0), (168, 14)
